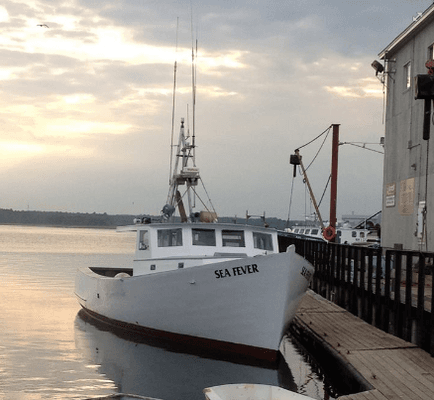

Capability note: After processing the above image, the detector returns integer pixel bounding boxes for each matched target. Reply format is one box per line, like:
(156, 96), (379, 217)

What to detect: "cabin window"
(222, 230), (245, 247)
(305, 229), (310, 234)
(299, 229), (305, 234)
(139, 230), (149, 250)
(192, 229), (216, 246)
(158, 228), (183, 247)
(311, 229), (319, 235)
(253, 232), (273, 251)
(360, 232), (365, 238)
(352, 231), (357, 238)
(294, 229), (299, 233)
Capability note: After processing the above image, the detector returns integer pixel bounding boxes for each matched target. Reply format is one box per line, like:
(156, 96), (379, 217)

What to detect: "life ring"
(322, 226), (336, 241)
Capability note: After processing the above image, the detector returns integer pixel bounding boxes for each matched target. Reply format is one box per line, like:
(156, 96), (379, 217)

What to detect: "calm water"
(0, 225), (335, 400)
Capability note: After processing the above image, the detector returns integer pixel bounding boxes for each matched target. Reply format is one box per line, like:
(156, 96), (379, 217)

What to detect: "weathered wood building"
(378, 4), (434, 251)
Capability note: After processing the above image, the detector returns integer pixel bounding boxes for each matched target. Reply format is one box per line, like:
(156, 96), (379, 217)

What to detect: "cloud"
(0, 0), (427, 219)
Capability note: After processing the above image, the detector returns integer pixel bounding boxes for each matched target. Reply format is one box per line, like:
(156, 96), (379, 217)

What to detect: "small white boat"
(204, 384), (316, 400)
(287, 224), (371, 245)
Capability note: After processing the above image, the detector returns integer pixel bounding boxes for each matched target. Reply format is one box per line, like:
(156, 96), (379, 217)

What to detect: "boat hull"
(204, 384), (316, 400)
(75, 249), (313, 361)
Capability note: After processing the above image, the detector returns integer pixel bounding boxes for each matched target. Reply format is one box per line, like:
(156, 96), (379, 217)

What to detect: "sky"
(0, 0), (432, 222)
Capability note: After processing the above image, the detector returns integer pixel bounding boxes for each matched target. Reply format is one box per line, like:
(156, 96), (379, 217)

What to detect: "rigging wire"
(340, 142), (384, 154)
(286, 125), (333, 223)
(318, 174), (331, 208)
(285, 173), (295, 228)
(305, 127), (331, 171)
(296, 125), (332, 151)
(287, 124), (332, 224)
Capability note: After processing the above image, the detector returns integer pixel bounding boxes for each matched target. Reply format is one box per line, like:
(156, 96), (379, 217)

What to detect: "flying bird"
(37, 24), (49, 28)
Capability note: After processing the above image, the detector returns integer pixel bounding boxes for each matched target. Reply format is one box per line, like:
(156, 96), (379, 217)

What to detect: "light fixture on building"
(371, 60), (384, 76)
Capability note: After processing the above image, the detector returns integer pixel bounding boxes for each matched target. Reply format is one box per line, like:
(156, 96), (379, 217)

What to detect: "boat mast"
(161, 17), (217, 223)
(163, 24), (201, 222)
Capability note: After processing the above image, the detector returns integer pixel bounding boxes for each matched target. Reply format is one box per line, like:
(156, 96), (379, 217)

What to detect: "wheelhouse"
(127, 222), (278, 275)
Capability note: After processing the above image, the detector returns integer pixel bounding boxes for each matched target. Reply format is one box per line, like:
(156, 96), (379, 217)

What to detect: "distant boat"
(204, 384), (316, 400)
(286, 223), (373, 245)
(75, 116), (314, 362)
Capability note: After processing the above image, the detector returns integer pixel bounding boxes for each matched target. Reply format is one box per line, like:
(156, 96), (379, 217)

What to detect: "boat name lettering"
(214, 264), (259, 279)
(301, 266), (312, 281)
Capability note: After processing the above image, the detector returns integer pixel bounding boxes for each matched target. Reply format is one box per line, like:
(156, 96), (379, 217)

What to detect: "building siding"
(380, 10), (434, 251)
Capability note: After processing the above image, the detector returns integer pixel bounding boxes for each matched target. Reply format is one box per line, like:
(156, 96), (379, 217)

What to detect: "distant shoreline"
(0, 208), (290, 230)
(0, 222), (118, 229)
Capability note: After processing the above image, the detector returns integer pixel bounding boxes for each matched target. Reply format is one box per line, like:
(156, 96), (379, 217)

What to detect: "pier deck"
(292, 290), (434, 399)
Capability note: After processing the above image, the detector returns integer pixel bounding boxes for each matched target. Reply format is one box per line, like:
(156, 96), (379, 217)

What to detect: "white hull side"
(204, 384), (316, 400)
(75, 250), (312, 353)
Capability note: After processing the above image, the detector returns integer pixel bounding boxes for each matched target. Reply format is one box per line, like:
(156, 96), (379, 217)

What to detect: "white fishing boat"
(75, 116), (314, 362)
(75, 38), (314, 361)
(204, 384), (316, 400)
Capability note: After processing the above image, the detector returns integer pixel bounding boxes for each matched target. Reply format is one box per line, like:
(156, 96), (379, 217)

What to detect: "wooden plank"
(339, 389), (389, 400)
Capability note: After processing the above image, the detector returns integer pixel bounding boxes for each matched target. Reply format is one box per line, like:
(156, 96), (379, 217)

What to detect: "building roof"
(379, 3), (434, 59)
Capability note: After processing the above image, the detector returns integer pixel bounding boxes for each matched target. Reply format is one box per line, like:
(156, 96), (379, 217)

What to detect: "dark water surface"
(0, 225), (334, 400)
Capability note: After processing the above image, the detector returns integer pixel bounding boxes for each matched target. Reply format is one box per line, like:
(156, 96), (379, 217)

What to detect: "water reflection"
(0, 226), (332, 399)
(75, 310), (298, 400)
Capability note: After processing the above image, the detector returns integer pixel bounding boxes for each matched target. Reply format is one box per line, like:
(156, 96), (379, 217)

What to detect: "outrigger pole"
(292, 149), (325, 230)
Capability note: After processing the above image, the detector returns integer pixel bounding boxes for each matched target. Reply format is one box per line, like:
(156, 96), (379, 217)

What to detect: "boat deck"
(291, 290), (434, 400)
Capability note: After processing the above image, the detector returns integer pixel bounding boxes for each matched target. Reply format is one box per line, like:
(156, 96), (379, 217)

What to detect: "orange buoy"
(322, 226), (336, 241)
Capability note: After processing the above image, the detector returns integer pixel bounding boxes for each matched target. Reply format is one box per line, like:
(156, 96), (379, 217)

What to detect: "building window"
(404, 62), (411, 90)
(428, 44), (434, 60)
(192, 229), (216, 246)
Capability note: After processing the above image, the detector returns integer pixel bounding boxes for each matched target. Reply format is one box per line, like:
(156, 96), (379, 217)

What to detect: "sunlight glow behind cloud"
(0, 142), (44, 154)
(47, 121), (133, 137)
(0, 6), (8, 22)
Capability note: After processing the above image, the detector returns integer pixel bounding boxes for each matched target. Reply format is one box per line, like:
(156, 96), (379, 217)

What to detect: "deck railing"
(280, 236), (434, 356)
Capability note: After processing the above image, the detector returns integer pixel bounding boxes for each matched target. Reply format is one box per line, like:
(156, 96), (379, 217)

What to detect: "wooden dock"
(291, 290), (434, 400)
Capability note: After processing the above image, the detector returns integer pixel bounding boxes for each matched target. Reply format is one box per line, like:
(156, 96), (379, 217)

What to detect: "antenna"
(169, 18), (179, 185)
(190, 7), (197, 166)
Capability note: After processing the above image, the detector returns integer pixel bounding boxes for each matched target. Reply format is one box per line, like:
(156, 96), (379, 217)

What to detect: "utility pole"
(329, 124), (340, 242)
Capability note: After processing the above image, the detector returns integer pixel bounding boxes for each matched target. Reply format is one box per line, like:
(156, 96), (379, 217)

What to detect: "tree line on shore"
(0, 208), (299, 230)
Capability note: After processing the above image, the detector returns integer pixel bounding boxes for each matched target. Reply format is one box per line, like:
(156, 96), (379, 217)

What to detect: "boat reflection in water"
(75, 309), (298, 400)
